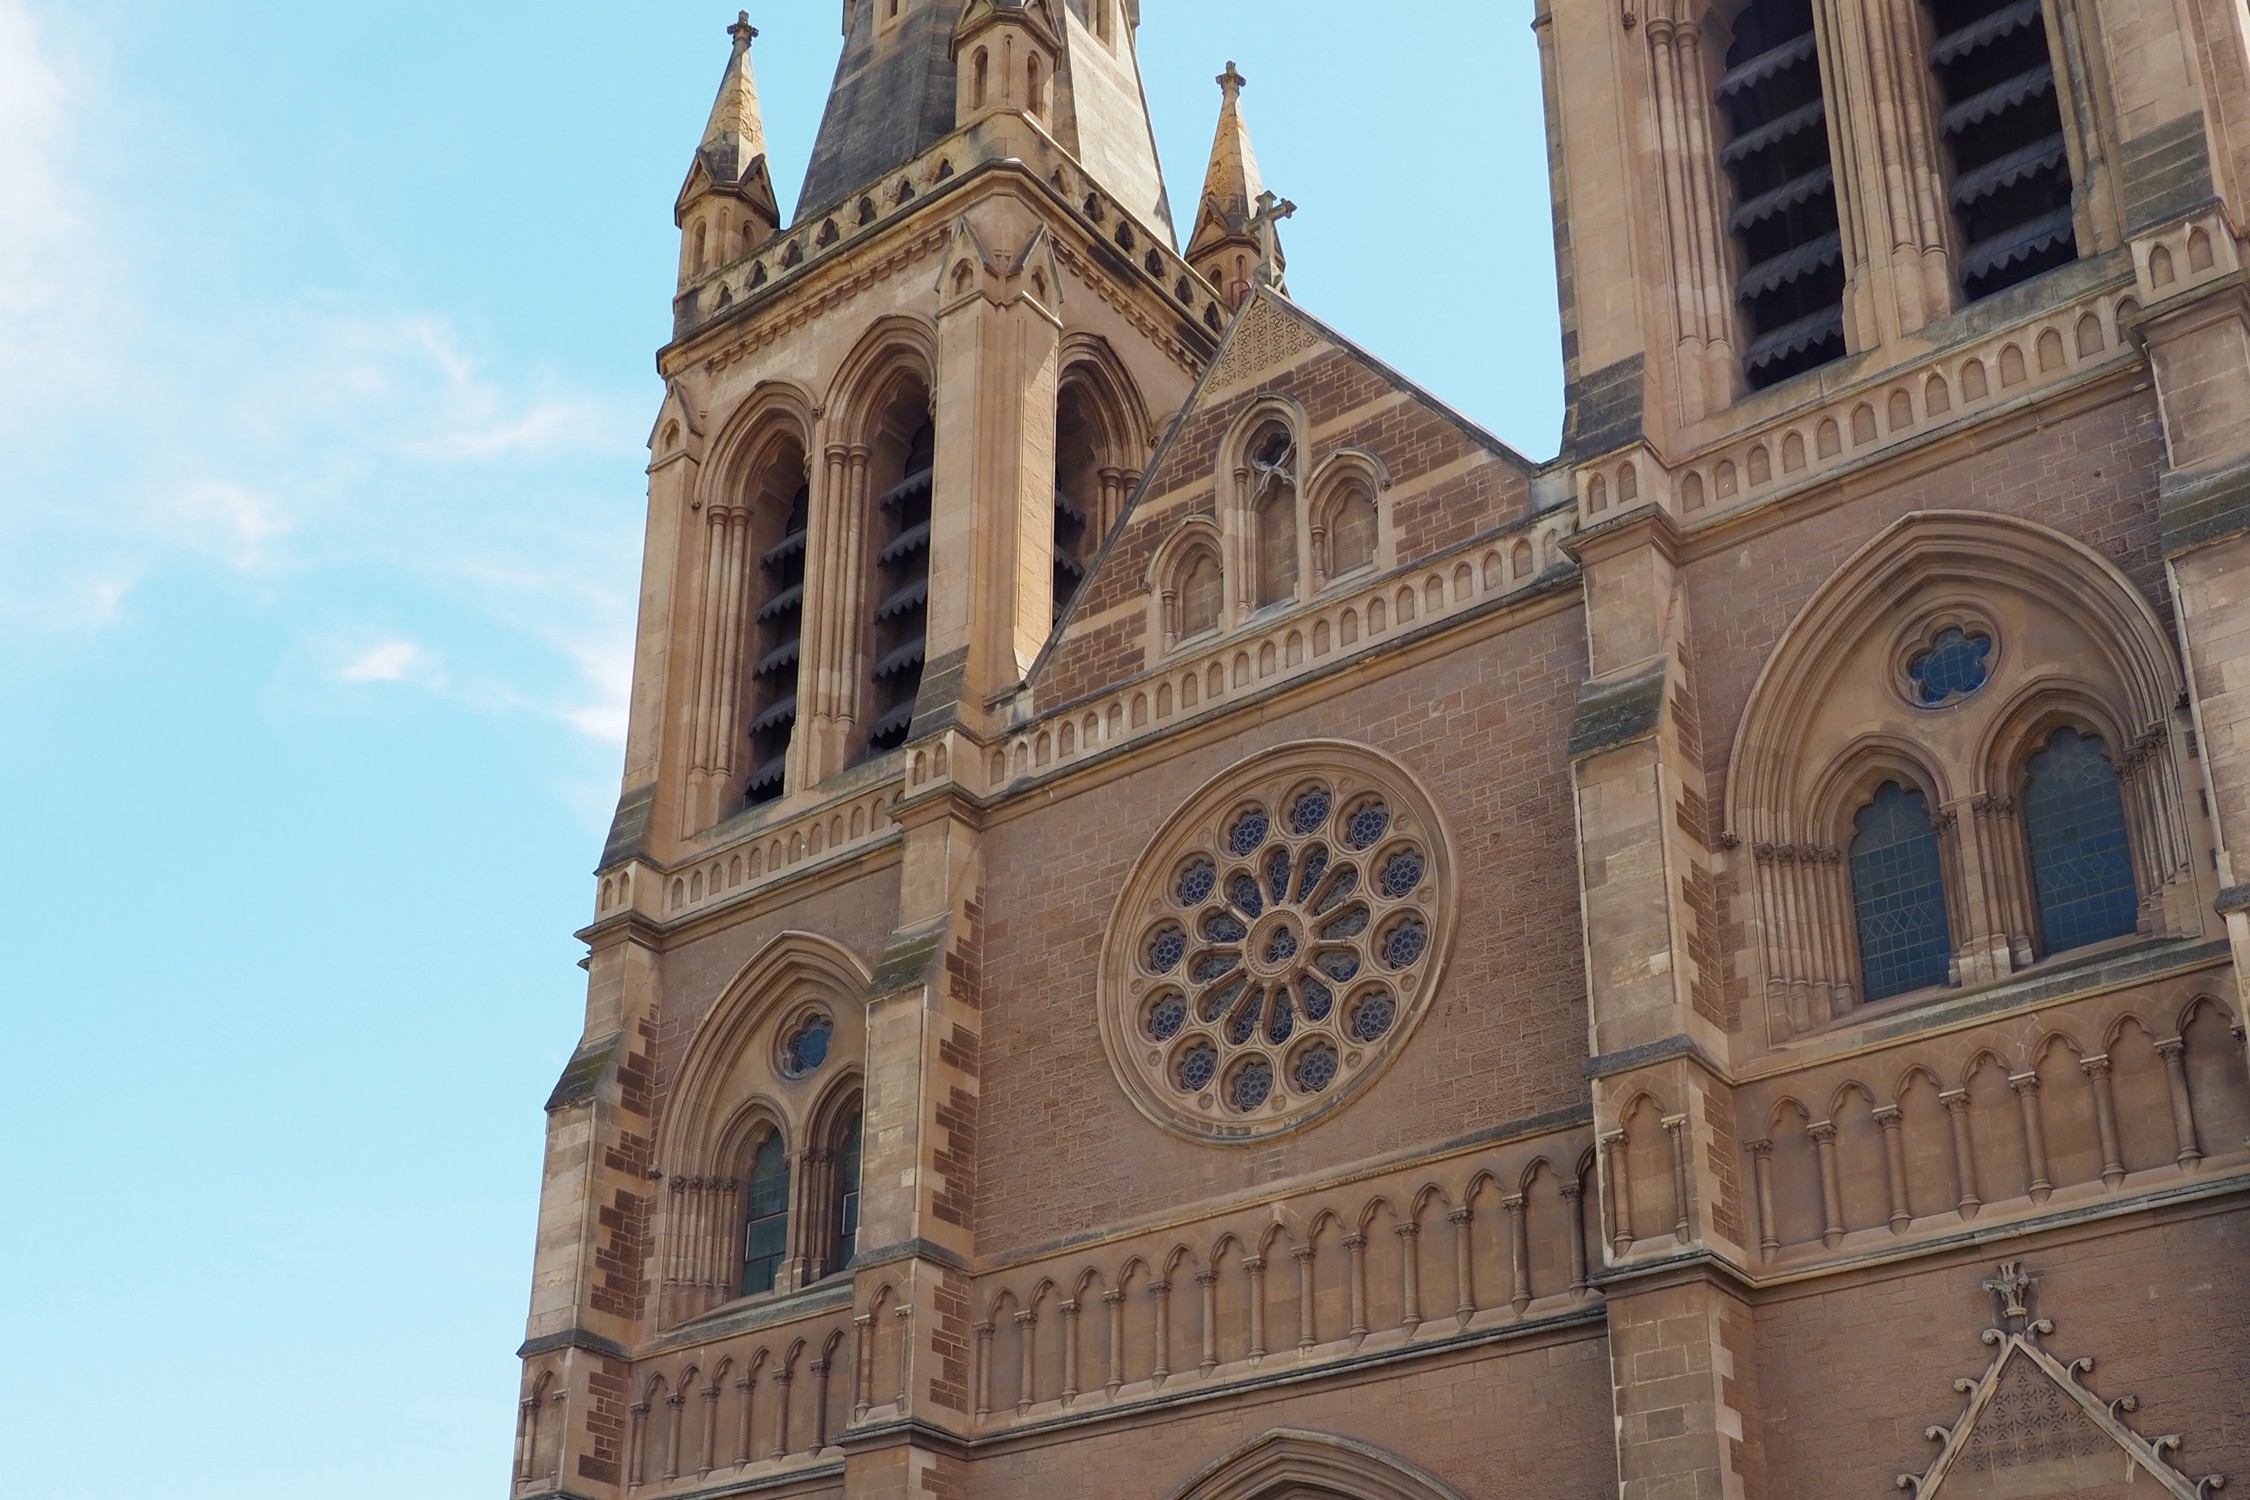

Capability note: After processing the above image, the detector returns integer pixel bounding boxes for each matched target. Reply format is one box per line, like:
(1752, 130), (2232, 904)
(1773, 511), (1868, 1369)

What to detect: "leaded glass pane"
(1907, 628), (1994, 705)
(1379, 849), (1425, 899)
(1176, 859), (1217, 906)
(1288, 789), (1332, 835)
(2022, 729), (2138, 955)
(741, 1133), (790, 1296)
(782, 1016), (833, 1078)
(1266, 845), (1293, 903)
(1849, 782), (1954, 1002)
(832, 1114), (862, 1272)
(1228, 872), (1264, 918)
(1349, 991), (1397, 1042)
(1146, 991), (1186, 1041)
(1176, 1041), (1218, 1092)
(1145, 925), (1186, 974)
(1292, 1042), (1338, 1094)
(1344, 799), (1390, 849)
(1230, 1057), (1275, 1112)
(1228, 809), (1270, 856)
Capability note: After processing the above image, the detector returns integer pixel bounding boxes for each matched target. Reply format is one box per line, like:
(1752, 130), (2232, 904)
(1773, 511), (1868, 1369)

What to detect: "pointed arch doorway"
(1165, 1430), (1470, 1500)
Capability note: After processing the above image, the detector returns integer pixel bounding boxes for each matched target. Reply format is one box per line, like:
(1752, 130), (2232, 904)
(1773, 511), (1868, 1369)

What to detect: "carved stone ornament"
(1898, 1262), (2227, 1500)
(1097, 740), (1455, 1143)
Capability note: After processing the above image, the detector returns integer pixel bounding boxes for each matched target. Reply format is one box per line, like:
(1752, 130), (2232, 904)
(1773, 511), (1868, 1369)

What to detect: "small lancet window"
(1716, 0), (1847, 387)
(1325, 482), (1377, 580)
(741, 1131), (790, 1297)
(830, 1111), (863, 1273)
(1179, 549), (1223, 642)
(2021, 728), (2138, 955)
(1907, 627), (1993, 706)
(1248, 424), (1299, 610)
(1925, 0), (2079, 300)
(1849, 781), (1954, 1002)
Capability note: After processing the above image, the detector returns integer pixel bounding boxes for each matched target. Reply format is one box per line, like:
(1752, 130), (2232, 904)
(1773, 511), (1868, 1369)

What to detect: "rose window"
(1099, 741), (1454, 1141)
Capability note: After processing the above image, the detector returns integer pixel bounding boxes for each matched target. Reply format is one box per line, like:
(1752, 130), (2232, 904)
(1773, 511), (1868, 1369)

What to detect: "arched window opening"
(1926, 0), (2078, 300)
(691, 220), (710, 275)
(1248, 424), (1299, 609)
(1717, 0), (1846, 388)
(1053, 385), (1103, 623)
(746, 458), (809, 808)
(831, 1111), (863, 1273)
(972, 47), (989, 112)
(741, 1130), (790, 1297)
(1180, 549), (1223, 642)
(867, 397), (934, 759)
(2021, 728), (2137, 955)
(1026, 54), (1045, 119)
(1325, 481), (1378, 580)
(1849, 782), (1954, 1002)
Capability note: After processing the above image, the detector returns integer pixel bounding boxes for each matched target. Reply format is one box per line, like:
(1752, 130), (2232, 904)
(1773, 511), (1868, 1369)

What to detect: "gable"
(1028, 291), (1553, 712)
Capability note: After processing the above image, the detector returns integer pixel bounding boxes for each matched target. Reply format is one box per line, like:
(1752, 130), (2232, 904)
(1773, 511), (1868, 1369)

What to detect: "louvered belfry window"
(1716, 0), (1847, 388)
(745, 482), (809, 807)
(1053, 387), (1101, 625)
(1927, 0), (2078, 299)
(868, 421), (934, 756)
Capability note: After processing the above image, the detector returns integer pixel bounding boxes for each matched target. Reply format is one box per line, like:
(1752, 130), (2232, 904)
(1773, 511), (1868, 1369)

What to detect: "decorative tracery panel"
(1099, 741), (1455, 1142)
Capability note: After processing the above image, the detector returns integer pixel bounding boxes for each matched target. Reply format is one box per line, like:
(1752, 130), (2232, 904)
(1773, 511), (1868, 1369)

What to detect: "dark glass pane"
(783, 1017), (833, 1078)
(1849, 782), (1954, 1001)
(832, 1114), (863, 1273)
(2022, 729), (2138, 955)
(1908, 628), (1993, 705)
(741, 1133), (791, 1296)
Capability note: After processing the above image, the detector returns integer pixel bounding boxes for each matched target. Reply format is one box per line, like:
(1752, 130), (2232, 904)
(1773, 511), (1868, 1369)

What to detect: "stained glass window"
(2022, 729), (2138, 955)
(1110, 749), (1446, 1136)
(1907, 628), (1994, 706)
(781, 1016), (833, 1079)
(830, 1113), (862, 1274)
(741, 1132), (790, 1296)
(1849, 782), (1954, 1001)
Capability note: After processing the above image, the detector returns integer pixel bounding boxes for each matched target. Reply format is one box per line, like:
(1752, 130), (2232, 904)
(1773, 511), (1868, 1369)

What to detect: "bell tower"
(514, 8), (1224, 1498)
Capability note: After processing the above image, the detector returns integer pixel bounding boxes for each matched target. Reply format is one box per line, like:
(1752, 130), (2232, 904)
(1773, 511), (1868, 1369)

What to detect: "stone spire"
(678, 12), (780, 246)
(1187, 62), (1280, 308)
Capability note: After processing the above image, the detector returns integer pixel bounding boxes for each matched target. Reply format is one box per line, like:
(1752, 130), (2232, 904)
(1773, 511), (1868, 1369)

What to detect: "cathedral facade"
(511, 3), (2250, 1497)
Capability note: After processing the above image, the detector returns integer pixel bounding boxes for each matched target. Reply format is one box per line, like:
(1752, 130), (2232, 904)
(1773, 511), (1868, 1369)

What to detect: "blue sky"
(0, 4), (1559, 1495)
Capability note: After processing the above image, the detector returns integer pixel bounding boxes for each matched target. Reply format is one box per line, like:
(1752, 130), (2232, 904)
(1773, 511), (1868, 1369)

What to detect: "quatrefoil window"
(1907, 627), (1995, 706)
(1099, 742), (1454, 1142)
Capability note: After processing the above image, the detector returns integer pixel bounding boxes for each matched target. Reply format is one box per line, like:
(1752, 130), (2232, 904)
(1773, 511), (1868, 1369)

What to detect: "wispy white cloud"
(0, 3), (644, 764)
(336, 639), (437, 685)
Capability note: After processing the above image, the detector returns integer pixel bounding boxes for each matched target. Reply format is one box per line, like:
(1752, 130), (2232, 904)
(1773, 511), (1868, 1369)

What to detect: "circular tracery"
(1100, 742), (1454, 1142)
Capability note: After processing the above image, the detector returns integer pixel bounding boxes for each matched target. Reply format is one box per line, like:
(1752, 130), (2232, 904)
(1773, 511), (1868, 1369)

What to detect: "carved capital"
(2008, 1072), (2043, 1097)
(2082, 1054), (2114, 1080)
(1873, 1105), (1904, 1127)
(1808, 1121), (1838, 1145)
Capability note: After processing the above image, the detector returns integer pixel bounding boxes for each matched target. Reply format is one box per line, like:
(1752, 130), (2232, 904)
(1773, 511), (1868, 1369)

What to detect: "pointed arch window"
(831, 1110), (863, 1272)
(1321, 479), (1379, 582)
(1179, 547), (1223, 643)
(1716, 0), (1847, 387)
(1248, 424), (1299, 609)
(741, 1130), (791, 1296)
(1849, 782), (1954, 1001)
(1924, 0), (2078, 300)
(869, 416), (934, 757)
(2021, 728), (2137, 955)
(746, 477), (808, 806)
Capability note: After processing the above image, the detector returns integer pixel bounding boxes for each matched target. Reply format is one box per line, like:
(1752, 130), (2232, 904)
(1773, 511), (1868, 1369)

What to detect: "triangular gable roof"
(1023, 286), (1542, 687)
(1899, 1266), (2225, 1500)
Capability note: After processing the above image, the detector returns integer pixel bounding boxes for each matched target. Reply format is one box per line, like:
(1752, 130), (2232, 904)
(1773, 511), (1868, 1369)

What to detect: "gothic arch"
(1215, 395), (1310, 620)
(696, 380), (818, 512)
(1727, 511), (2198, 1033)
(1305, 448), (1390, 585)
(1145, 516), (1226, 656)
(1166, 1428), (1471, 1500)
(1729, 510), (2182, 843)
(823, 315), (940, 438)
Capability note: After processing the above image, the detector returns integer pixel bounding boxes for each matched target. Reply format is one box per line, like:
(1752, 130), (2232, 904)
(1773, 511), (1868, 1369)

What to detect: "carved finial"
(1218, 60), (1247, 97)
(1982, 1260), (2035, 1329)
(730, 10), (758, 50)
(1248, 189), (1297, 291)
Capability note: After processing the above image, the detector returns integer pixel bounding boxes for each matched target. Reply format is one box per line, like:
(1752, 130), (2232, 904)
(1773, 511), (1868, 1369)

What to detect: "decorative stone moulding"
(1099, 740), (1457, 1143)
(606, 781), (903, 925)
(989, 514), (1574, 792)
(1577, 284), (2144, 525)
(679, 130), (1223, 360)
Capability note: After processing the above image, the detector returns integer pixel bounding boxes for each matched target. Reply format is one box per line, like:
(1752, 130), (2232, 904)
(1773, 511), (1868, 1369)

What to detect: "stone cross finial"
(1218, 61), (1247, 98)
(1249, 189), (1296, 291)
(730, 11), (758, 49)
(1982, 1260), (2034, 1327)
